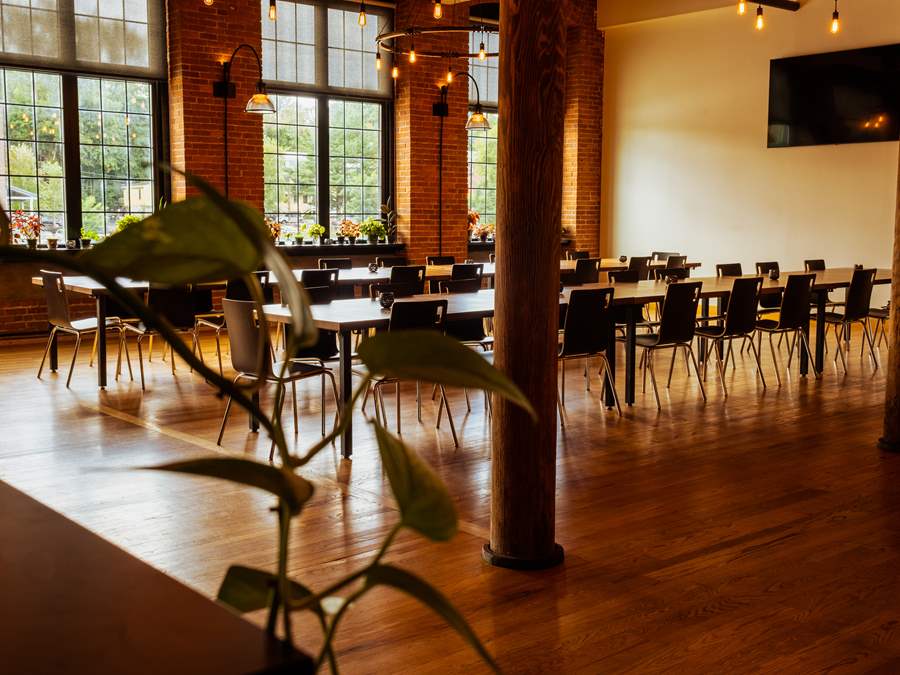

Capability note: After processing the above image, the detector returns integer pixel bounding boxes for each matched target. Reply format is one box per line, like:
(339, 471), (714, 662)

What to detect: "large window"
(467, 112), (498, 226)
(261, 1), (390, 236)
(469, 31), (499, 107)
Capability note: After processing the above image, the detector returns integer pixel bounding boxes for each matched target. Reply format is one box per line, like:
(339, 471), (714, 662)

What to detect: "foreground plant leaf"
(366, 564), (500, 674)
(84, 197), (263, 284)
(358, 331), (536, 420)
(142, 458), (313, 515)
(373, 422), (457, 541)
(218, 565), (319, 614)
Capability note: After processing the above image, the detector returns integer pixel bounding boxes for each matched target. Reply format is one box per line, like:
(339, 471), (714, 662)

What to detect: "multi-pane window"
(262, 0), (315, 86)
(74, 0), (152, 69)
(328, 99), (380, 226)
(0, 0), (60, 59)
(78, 77), (154, 237)
(0, 68), (65, 242)
(327, 8), (379, 92)
(263, 94), (317, 236)
(468, 112), (498, 226)
(469, 31), (499, 106)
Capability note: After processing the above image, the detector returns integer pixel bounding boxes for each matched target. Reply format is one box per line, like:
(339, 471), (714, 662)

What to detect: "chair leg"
(269, 383), (287, 463)
(378, 384), (389, 431)
(747, 334), (767, 388)
(320, 373), (326, 436)
(89, 330), (98, 367)
(115, 330), (123, 380)
(666, 348), (677, 388)
(561, 358), (566, 404)
(712, 341), (728, 398)
(66, 333), (83, 388)
(834, 326), (847, 374)
(556, 386), (565, 426)
(686, 345), (707, 402)
(599, 355), (621, 416)
(291, 379), (299, 436)
(647, 350), (661, 410)
(863, 320), (879, 370)
(584, 358), (590, 391)
(786, 331), (797, 369)
(325, 371), (341, 434)
(799, 329), (820, 379)
(464, 387), (471, 412)
(768, 333), (782, 386)
(214, 329), (224, 377)
(438, 385), (458, 447)
(217, 396), (234, 445)
(37, 326), (58, 379)
(136, 336), (146, 391)
(396, 381), (401, 435)
(121, 330), (134, 381)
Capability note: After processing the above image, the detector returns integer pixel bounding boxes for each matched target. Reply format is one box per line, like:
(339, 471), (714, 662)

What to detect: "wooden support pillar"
(484, 0), (567, 569)
(879, 147), (900, 452)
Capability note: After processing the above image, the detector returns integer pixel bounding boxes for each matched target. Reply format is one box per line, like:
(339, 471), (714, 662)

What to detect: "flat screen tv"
(768, 43), (900, 148)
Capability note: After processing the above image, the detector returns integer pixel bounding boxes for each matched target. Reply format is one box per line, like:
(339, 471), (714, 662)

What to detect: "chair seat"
(756, 318), (779, 331)
(480, 350), (494, 365)
(273, 359), (330, 380)
(68, 317), (121, 332)
(635, 334), (661, 348)
(695, 325), (726, 339)
(870, 307), (889, 319)
(823, 311), (847, 324)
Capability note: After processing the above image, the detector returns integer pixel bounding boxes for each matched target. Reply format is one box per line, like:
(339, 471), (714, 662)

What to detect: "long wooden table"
(265, 268), (890, 458)
(0, 479), (312, 674)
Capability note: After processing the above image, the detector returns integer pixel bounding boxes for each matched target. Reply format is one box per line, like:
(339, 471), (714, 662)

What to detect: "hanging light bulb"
(478, 41), (486, 60)
(738, 1), (746, 16)
(446, 67), (453, 84)
(391, 65), (399, 79)
(375, 51), (382, 71)
(433, 0), (442, 19)
(409, 42), (417, 63)
(268, 0), (276, 20)
(357, 2), (367, 27)
(830, 0), (840, 33)
(755, 4), (764, 30)
(203, 0), (214, 6)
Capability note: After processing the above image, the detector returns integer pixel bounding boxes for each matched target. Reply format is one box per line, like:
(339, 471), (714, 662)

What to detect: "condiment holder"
(379, 291), (395, 309)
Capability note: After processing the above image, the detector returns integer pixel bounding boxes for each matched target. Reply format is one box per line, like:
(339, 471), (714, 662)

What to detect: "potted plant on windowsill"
(12, 210), (41, 249)
(381, 198), (397, 243)
(339, 218), (359, 245)
(359, 217), (385, 245)
(80, 226), (101, 249)
(306, 223), (326, 246)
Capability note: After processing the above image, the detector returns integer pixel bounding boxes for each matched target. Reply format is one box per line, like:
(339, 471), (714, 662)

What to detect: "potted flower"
(11, 210), (41, 248)
(339, 218), (360, 244)
(265, 217), (282, 243)
(80, 226), (101, 249)
(467, 208), (480, 241)
(359, 217), (385, 245)
(306, 223), (326, 246)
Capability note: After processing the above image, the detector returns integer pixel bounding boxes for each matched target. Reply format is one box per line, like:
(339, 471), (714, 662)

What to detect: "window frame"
(467, 105), (498, 227)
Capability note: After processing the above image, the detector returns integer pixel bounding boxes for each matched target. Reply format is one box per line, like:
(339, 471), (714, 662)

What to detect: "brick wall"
(166, 0), (264, 207)
(562, 0), (605, 256)
(394, 0), (470, 264)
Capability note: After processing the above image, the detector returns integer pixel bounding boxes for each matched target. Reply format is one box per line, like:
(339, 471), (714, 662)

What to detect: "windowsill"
(276, 242), (406, 256)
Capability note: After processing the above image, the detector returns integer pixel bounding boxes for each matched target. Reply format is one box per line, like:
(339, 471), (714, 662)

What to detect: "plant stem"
(314, 586), (369, 672)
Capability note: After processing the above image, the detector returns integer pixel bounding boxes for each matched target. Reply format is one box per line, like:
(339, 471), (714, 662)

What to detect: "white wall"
(601, 0), (900, 297)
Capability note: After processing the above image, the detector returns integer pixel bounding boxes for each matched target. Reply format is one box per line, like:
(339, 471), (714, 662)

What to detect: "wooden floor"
(1, 327), (899, 673)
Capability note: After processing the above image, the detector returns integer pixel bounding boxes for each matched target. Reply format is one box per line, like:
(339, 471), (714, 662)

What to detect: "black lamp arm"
(451, 70), (482, 107)
(223, 43), (265, 84)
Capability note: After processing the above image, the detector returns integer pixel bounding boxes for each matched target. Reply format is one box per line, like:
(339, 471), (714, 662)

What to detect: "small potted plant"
(115, 213), (143, 234)
(359, 216), (385, 245)
(467, 209), (480, 241)
(306, 223), (326, 246)
(265, 216), (282, 243)
(381, 197), (397, 243)
(339, 218), (360, 244)
(80, 226), (101, 249)
(12, 210), (41, 248)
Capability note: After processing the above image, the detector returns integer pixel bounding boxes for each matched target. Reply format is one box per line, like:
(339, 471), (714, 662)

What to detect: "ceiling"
(597, 0), (808, 29)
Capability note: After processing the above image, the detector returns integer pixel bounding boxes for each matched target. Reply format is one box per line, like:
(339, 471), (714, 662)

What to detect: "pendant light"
(755, 4), (764, 30)
(830, 0), (840, 34)
(738, 1), (746, 16)
(409, 42), (417, 63)
(375, 51), (382, 71)
(478, 40), (486, 60)
(203, 0), (214, 6)
(357, 2), (367, 27)
(446, 66), (453, 84)
(268, 0), (275, 20)
(433, 0), (443, 19)
(391, 65), (399, 80)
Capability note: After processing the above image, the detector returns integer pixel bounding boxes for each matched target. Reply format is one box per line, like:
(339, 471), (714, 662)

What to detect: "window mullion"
(61, 73), (82, 241)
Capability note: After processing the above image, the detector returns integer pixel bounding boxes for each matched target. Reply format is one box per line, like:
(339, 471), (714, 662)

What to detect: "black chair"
(558, 288), (621, 418)
(319, 257), (352, 270)
(635, 281), (706, 409)
(695, 277), (766, 396)
(824, 268), (878, 373)
(215, 299), (338, 461)
(426, 255), (455, 265)
(651, 251), (679, 263)
(440, 280), (491, 349)
(489, 253), (495, 263)
(716, 263), (743, 277)
(608, 269), (639, 284)
(567, 250), (590, 261)
(652, 267), (690, 281)
(389, 265), (426, 293)
(37, 270), (125, 387)
(804, 259), (843, 312)
(574, 258), (602, 285)
(755, 273), (819, 385)
(376, 256), (408, 268)
(628, 256), (652, 281)
(300, 268), (338, 291)
(666, 255), (687, 269)
(869, 303), (889, 349)
(368, 281), (423, 300)
(450, 263), (483, 281)
(755, 262), (782, 314)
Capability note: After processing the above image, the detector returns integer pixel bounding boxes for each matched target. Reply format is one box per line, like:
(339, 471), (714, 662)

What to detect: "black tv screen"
(768, 44), (900, 148)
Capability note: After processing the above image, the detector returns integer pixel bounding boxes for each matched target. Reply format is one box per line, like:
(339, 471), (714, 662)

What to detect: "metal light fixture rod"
(757, 0), (800, 10)
(376, 24), (499, 60)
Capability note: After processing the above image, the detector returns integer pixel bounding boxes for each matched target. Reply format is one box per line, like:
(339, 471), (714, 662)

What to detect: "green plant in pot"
(115, 214), (144, 234)
(359, 216), (385, 245)
(307, 223), (325, 245)
(80, 225), (101, 249)
(0, 170), (527, 672)
(381, 197), (397, 243)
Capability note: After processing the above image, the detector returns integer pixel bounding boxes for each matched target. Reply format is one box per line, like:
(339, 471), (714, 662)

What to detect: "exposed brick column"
(562, 0), (604, 256)
(166, 0), (264, 207)
(394, 0), (469, 263)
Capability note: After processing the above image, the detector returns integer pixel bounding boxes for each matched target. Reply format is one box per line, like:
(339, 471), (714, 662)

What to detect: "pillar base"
(878, 437), (900, 453)
(482, 543), (564, 570)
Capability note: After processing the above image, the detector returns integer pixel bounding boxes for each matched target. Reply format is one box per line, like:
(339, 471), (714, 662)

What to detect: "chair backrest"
(304, 285), (335, 305)
(319, 257), (352, 270)
(222, 299), (270, 376)
(376, 256), (408, 268)
(666, 255), (687, 269)
(389, 298), (448, 332)
(651, 251), (680, 262)
(843, 268), (877, 322)
(389, 265), (426, 289)
(450, 263), (484, 281)
(300, 268), (338, 290)
(804, 259), (826, 272)
(147, 284), (197, 330)
(756, 261), (780, 276)
(440, 278), (482, 294)
(40, 270), (72, 328)
(560, 288), (614, 357)
(776, 274), (815, 330)
(226, 271), (274, 303)
(628, 256), (652, 281)
(489, 253), (495, 263)
(574, 258), (601, 284)
(716, 263), (743, 277)
(653, 267), (690, 281)
(723, 276), (763, 336)
(426, 255), (455, 265)
(756, 262), (782, 309)
(369, 282), (423, 299)
(657, 281), (702, 345)
(608, 269), (639, 284)
(191, 287), (214, 315)
(567, 250), (590, 260)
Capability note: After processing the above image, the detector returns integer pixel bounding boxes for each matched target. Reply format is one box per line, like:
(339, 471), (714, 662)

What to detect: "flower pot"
(26, 238), (38, 249)
(47, 238), (58, 249)
(348, 236), (356, 245)
(337, 235), (345, 245)
(368, 234), (378, 245)
(80, 238), (92, 249)
(480, 233), (487, 242)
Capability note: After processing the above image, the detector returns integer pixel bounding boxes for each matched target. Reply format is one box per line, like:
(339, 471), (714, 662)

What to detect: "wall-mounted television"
(768, 44), (900, 148)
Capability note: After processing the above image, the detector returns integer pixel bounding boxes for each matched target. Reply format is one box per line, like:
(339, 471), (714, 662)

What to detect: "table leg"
(49, 324), (58, 372)
(625, 305), (637, 405)
(339, 329), (353, 458)
(95, 295), (107, 388)
(699, 298), (710, 362)
(814, 290), (826, 373)
(605, 312), (616, 407)
(249, 390), (260, 432)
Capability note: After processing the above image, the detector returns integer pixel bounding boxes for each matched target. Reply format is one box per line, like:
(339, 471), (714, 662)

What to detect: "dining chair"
(215, 299), (338, 461)
(636, 281), (706, 409)
(573, 258), (602, 285)
(426, 255), (455, 265)
(450, 263), (484, 281)
(666, 255), (688, 269)
(755, 273), (819, 385)
(868, 303), (889, 349)
(804, 259), (843, 313)
(440, 279), (493, 411)
(755, 261), (783, 315)
(628, 256), (652, 281)
(319, 258), (352, 270)
(389, 265), (426, 293)
(652, 267), (690, 280)
(695, 276), (766, 396)
(567, 250), (590, 260)
(37, 270), (125, 388)
(489, 253), (496, 263)
(716, 263), (743, 277)
(651, 251), (680, 262)
(558, 287), (621, 420)
(368, 282), (423, 299)
(824, 267), (878, 373)
(376, 256), (408, 268)
(300, 268), (338, 290)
